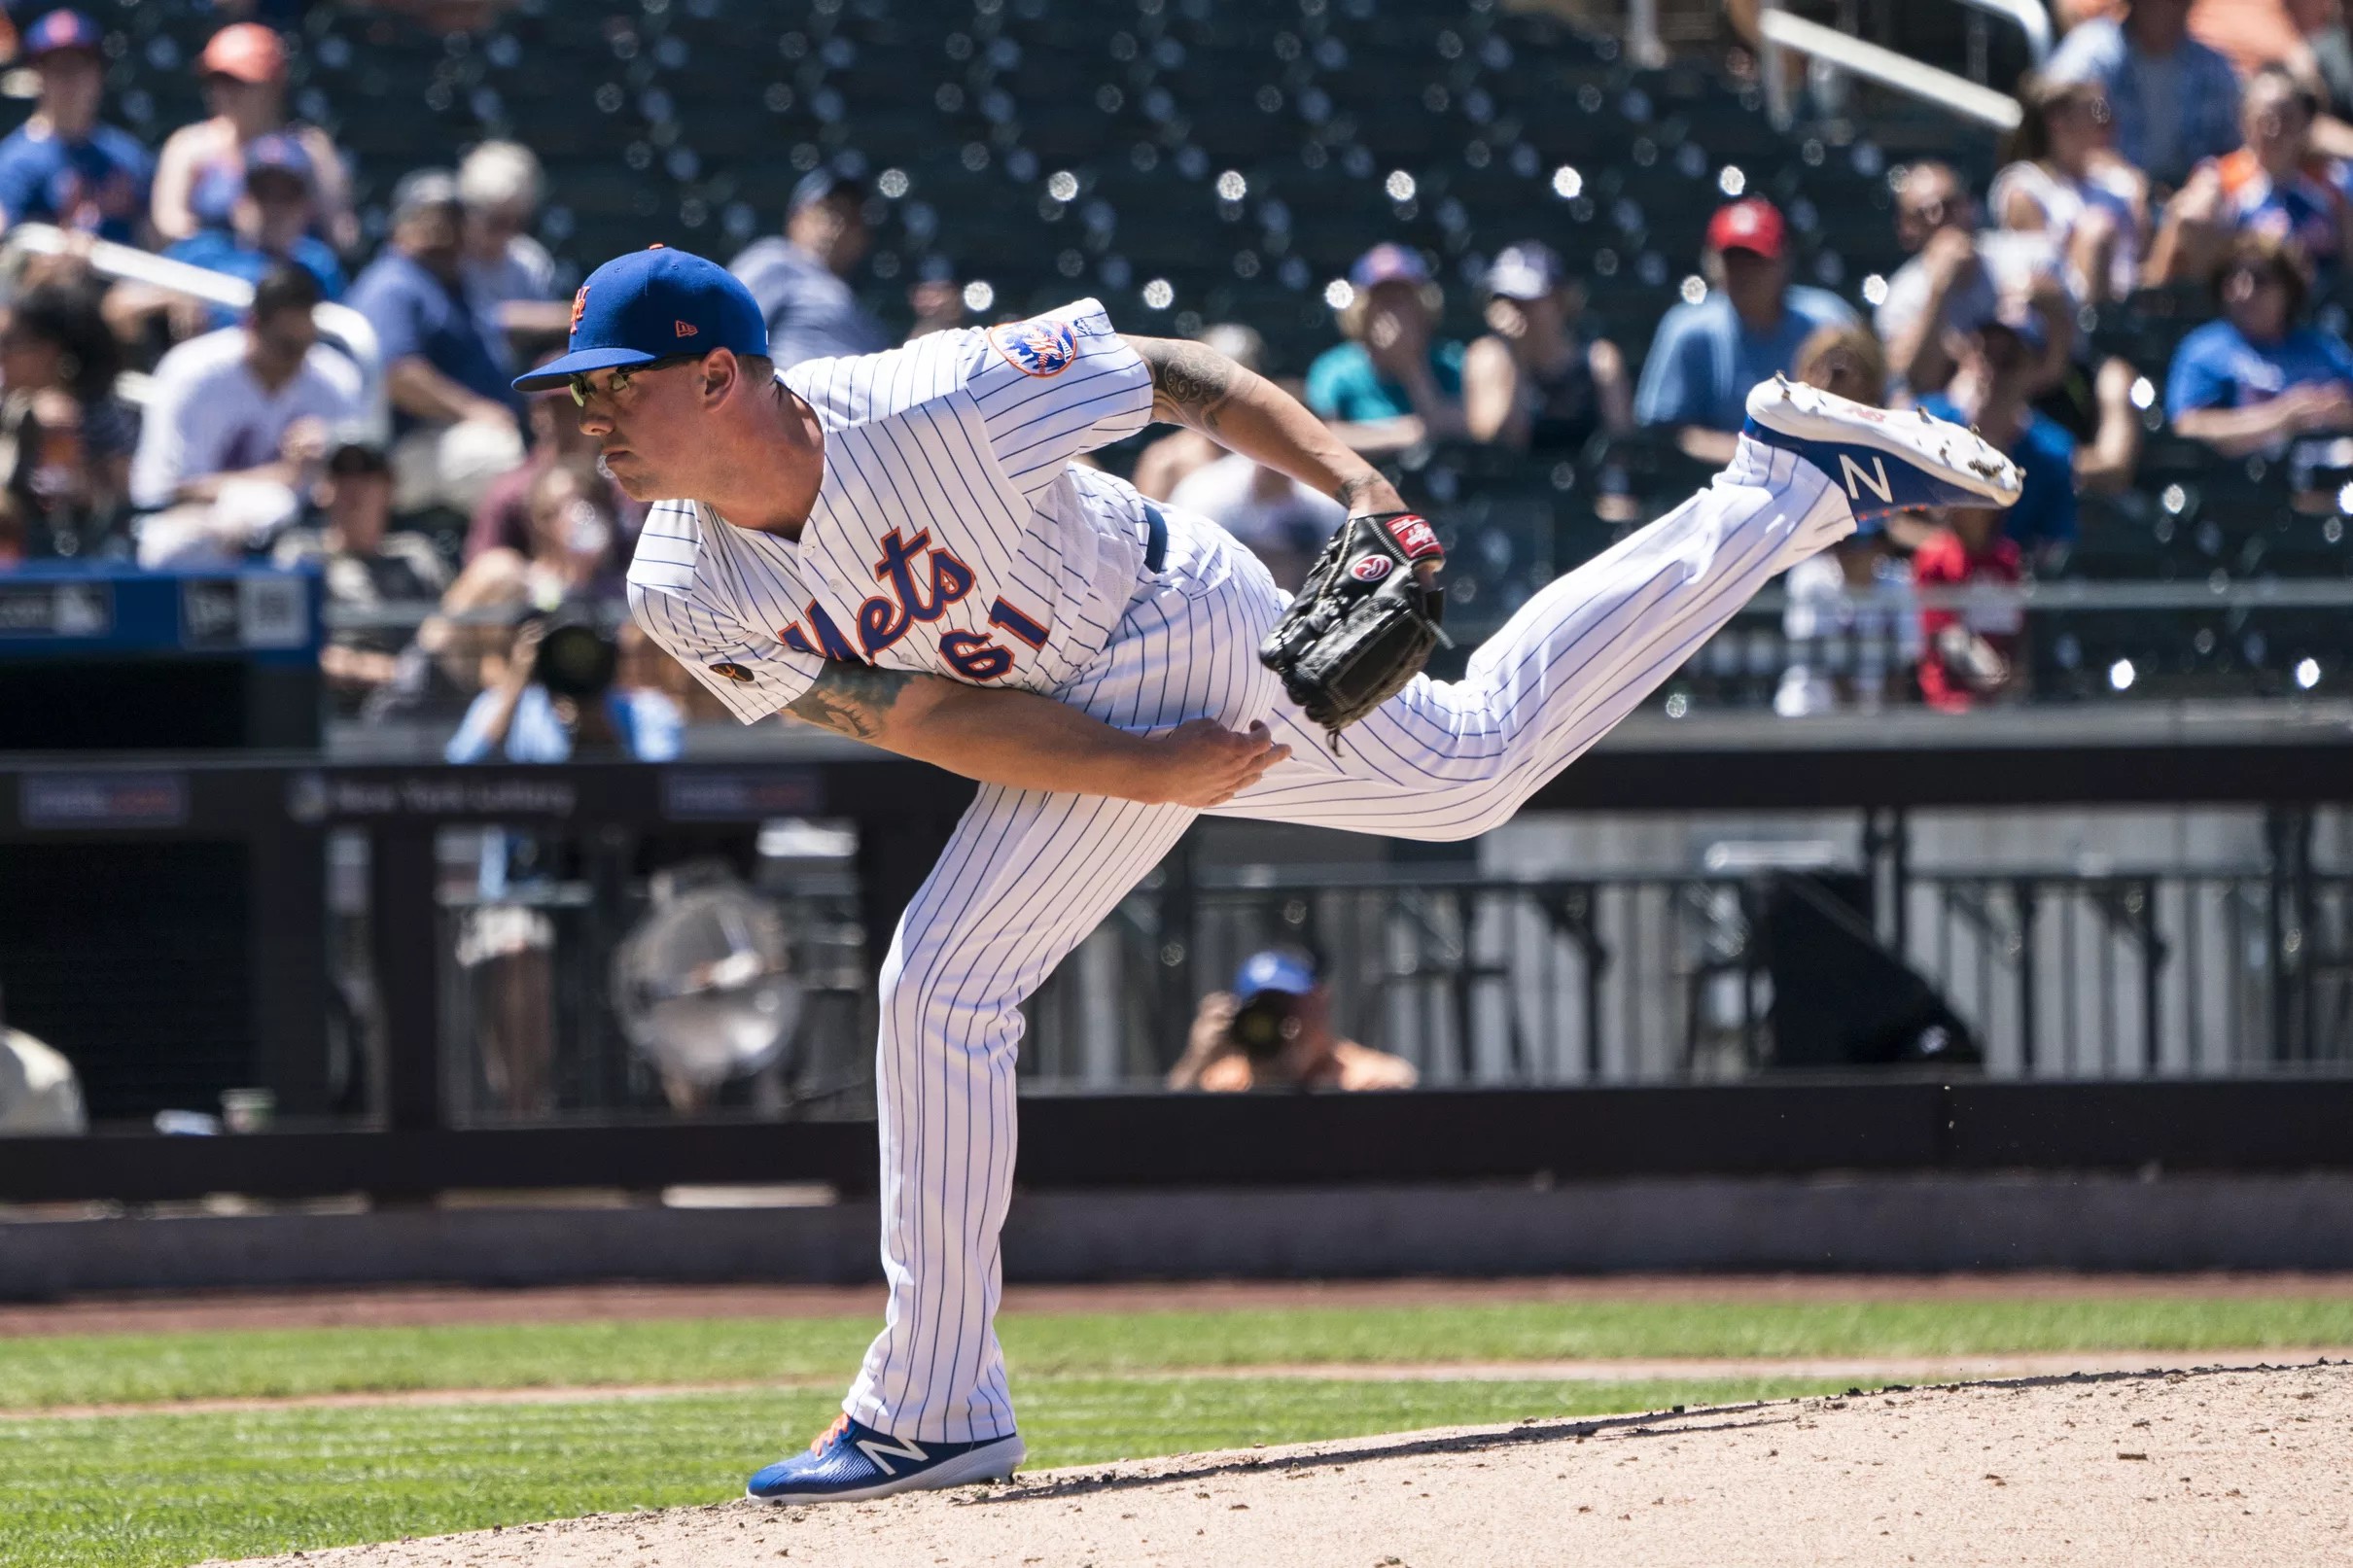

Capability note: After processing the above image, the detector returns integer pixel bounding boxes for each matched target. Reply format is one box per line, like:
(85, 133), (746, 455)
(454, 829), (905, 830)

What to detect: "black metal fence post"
(370, 824), (442, 1133)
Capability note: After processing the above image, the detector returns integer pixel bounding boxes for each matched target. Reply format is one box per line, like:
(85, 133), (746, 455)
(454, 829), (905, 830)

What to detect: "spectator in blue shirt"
(157, 134), (344, 331)
(2045, 0), (2241, 192)
(1306, 243), (1472, 454)
(730, 170), (892, 368)
(446, 614), (684, 765)
(730, 169), (966, 370)
(1919, 296), (2080, 554)
(1633, 198), (1859, 465)
(0, 11), (153, 246)
(346, 170), (523, 515)
(2166, 228), (2353, 460)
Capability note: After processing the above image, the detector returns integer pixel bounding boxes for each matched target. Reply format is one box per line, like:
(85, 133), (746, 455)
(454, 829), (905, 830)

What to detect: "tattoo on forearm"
(1335, 472), (1385, 510)
(1139, 336), (1242, 436)
(784, 662), (915, 741)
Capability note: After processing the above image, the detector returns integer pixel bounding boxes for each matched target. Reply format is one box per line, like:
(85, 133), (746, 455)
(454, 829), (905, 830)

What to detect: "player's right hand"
(1148, 718), (1290, 807)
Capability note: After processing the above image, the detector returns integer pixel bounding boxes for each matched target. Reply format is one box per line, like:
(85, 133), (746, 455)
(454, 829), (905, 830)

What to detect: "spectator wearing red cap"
(1633, 198), (1858, 465)
(1305, 243), (1472, 453)
(151, 22), (356, 254)
(0, 11), (154, 247)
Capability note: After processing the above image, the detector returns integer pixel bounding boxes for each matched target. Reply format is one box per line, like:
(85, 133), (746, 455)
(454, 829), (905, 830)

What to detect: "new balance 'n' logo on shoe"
(1739, 376), (2023, 521)
(745, 1413), (1026, 1503)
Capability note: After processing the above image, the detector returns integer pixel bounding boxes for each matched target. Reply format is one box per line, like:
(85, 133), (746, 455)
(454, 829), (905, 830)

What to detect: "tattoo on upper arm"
(783, 661), (916, 742)
(1134, 335), (1244, 436)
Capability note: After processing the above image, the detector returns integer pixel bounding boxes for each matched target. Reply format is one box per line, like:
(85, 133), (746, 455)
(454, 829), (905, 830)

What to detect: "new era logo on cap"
(513, 247), (767, 394)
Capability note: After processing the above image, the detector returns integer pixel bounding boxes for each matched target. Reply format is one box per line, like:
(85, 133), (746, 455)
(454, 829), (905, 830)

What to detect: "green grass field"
(13, 1295), (2353, 1410)
(0, 1376), (1834, 1568)
(8, 1291), (2352, 1568)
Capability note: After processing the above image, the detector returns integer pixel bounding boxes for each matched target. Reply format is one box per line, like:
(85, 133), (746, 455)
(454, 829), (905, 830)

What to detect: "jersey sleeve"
(128, 351), (197, 510)
(963, 298), (1154, 500)
(625, 507), (829, 725)
(628, 576), (825, 723)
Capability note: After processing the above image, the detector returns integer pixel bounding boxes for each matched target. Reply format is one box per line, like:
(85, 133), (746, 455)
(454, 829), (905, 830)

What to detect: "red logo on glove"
(1387, 515), (1441, 560)
(1349, 555), (1394, 583)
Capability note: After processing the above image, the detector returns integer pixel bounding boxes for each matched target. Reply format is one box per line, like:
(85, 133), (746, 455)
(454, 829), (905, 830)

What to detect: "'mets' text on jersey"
(626, 299), (1156, 723)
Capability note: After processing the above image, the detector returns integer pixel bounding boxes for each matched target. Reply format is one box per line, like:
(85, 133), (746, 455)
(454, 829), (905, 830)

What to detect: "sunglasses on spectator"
(567, 354), (703, 407)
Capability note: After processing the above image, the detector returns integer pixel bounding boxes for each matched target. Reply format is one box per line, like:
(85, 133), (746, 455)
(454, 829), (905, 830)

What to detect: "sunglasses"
(567, 354), (702, 407)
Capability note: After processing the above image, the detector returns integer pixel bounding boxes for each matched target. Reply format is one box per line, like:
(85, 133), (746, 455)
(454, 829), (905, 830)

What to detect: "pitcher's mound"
(228, 1362), (2352, 1567)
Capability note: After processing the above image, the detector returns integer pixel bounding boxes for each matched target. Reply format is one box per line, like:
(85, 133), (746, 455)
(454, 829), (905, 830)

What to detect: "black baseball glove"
(1258, 510), (1449, 741)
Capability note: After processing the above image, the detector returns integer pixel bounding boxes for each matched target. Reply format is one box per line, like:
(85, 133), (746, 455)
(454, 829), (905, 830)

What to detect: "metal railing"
(1, 222), (388, 436)
(1758, 8), (2026, 131)
(1021, 815), (2353, 1089)
(1754, 0), (2050, 130)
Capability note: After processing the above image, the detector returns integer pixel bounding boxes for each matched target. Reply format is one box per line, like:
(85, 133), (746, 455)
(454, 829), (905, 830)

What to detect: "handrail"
(1758, 9), (2025, 130)
(3, 222), (389, 437)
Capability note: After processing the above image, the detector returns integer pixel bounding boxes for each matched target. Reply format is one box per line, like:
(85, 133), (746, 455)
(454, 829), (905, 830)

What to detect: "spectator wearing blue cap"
(151, 133), (344, 331)
(347, 169), (524, 514)
(0, 11), (154, 247)
(728, 171), (966, 369)
(1461, 240), (1633, 452)
(1305, 243), (1471, 454)
(1166, 948), (1418, 1092)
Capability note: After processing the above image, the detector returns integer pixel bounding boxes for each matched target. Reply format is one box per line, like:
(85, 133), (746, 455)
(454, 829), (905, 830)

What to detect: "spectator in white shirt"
(130, 263), (365, 566)
(459, 140), (568, 342)
(1166, 376), (1344, 589)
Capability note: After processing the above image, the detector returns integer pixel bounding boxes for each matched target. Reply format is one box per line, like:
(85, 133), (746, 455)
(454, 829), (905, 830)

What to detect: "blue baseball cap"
(24, 10), (103, 58)
(513, 245), (767, 393)
(242, 132), (313, 190)
(1233, 949), (1318, 999)
(1350, 242), (1430, 290)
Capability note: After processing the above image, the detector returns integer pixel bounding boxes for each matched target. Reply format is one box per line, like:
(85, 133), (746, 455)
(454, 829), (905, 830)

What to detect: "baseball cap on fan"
(1349, 242), (1431, 289)
(199, 22), (287, 84)
(1233, 949), (1319, 1000)
(512, 246), (768, 393)
(23, 10), (103, 59)
(1487, 241), (1565, 300)
(1705, 197), (1787, 260)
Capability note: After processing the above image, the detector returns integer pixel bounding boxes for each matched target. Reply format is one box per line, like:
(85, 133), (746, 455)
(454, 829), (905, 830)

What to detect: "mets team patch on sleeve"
(988, 317), (1077, 376)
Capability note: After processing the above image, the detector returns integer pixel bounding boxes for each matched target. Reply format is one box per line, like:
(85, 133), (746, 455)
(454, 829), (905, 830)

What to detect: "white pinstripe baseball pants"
(842, 436), (1849, 1442)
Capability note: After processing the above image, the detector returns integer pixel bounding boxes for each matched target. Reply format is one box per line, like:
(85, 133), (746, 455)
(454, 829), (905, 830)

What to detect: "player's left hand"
(1146, 718), (1291, 807)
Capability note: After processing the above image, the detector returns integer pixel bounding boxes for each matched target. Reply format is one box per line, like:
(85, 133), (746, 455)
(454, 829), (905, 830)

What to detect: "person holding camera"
(443, 610), (683, 765)
(1166, 948), (1418, 1093)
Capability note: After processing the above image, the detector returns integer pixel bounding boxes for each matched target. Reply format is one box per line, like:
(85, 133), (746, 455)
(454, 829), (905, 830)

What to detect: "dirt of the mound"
(219, 1361), (2352, 1568)
(18, 1272), (2353, 1338)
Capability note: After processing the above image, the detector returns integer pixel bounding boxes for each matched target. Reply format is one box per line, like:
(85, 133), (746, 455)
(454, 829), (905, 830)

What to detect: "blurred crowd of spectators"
(7, 0), (2353, 737)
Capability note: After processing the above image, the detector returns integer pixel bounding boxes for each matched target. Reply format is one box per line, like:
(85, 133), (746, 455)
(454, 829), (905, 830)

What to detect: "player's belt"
(1141, 502), (1169, 574)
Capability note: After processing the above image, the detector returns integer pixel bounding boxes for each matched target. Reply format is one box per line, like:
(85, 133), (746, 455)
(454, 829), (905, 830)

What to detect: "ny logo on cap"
(569, 286), (588, 333)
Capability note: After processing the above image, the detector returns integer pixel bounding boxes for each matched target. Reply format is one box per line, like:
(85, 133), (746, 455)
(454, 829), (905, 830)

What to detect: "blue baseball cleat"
(746, 1412), (1027, 1503)
(1741, 375), (2022, 522)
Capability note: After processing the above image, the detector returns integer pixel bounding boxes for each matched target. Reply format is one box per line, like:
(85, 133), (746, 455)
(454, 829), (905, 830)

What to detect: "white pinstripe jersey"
(626, 298), (1157, 723)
